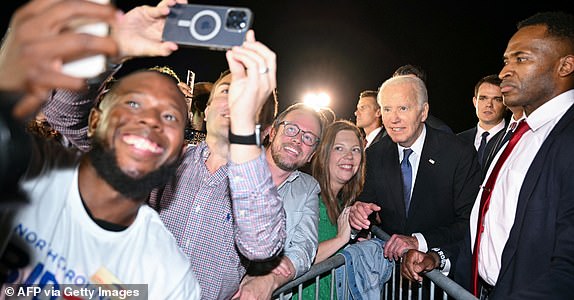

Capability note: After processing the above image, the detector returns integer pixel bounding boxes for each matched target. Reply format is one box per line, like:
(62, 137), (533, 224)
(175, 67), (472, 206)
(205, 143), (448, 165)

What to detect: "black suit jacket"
(453, 103), (574, 299)
(457, 126), (505, 178)
(482, 122), (515, 175)
(361, 125), (481, 249)
(366, 127), (387, 149)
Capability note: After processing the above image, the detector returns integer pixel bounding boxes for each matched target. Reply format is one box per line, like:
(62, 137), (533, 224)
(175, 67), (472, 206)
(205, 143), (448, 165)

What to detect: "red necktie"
(471, 120), (530, 296)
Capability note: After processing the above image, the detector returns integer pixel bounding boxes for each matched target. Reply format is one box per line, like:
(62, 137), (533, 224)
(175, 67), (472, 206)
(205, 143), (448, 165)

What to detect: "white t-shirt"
(4, 166), (200, 299)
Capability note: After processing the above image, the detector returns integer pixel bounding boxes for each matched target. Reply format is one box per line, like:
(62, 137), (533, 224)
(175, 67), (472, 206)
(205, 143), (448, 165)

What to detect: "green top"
(295, 197), (339, 299)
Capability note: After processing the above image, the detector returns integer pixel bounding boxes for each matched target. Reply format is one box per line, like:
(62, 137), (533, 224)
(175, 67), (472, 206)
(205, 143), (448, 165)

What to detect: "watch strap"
(228, 124), (261, 147)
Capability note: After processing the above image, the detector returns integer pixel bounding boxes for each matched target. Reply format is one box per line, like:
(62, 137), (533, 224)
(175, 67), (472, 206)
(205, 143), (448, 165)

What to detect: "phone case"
(162, 4), (253, 51)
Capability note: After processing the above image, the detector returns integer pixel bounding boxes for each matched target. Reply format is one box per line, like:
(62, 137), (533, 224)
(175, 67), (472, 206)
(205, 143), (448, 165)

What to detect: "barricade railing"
(272, 227), (477, 300)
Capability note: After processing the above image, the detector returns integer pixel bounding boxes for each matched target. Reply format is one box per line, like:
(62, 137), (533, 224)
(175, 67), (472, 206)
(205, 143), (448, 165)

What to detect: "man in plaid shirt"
(39, 3), (286, 299)
(44, 51), (285, 300)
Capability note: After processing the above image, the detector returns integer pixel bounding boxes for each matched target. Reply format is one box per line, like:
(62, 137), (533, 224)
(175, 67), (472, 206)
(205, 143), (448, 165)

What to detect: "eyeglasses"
(279, 121), (320, 147)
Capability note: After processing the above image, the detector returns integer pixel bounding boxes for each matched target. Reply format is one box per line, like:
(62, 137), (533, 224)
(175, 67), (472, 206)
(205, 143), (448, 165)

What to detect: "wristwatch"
(429, 247), (447, 270)
(228, 124), (261, 147)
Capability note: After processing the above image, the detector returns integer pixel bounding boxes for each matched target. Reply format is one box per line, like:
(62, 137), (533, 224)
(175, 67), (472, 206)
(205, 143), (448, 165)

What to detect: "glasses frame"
(278, 121), (320, 147)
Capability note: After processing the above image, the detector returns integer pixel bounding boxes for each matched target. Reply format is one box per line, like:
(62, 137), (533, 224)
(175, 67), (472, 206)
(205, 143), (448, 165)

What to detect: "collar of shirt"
(507, 114), (526, 133)
(525, 89), (574, 133)
(475, 120), (506, 149)
(277, 169), (301, 190)
(397, 124), (426, 163)
(365, 127), (383, 146)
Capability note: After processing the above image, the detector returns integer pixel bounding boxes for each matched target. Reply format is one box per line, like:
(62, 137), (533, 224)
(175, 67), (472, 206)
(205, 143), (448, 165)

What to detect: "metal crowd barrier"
(272, 227), (477, 300)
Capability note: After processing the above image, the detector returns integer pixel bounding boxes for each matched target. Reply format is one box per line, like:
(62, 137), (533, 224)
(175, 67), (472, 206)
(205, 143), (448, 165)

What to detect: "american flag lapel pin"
(429, 158), (435, 165)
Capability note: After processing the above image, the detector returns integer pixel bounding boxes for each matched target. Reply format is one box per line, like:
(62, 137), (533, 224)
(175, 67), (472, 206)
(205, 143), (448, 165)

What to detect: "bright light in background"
(303, 92), (331, 111)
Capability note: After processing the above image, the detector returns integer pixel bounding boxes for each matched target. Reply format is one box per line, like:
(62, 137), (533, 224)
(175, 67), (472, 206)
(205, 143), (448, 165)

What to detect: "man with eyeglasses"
(234, 103), (323, 299)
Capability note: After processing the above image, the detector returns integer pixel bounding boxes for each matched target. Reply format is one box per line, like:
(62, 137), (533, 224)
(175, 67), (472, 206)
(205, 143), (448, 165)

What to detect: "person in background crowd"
(457, 75), (506, 172)
(319, 106), (337, 126)
(184, 81), (212, 145)
(402, 11), (574, 300)
(355, 90), (384, 148)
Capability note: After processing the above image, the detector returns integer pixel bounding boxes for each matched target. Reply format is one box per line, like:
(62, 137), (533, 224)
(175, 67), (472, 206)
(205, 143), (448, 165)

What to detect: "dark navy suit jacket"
(361, 125), (481, 249)
(452, 102), (574, 299)
(457, 126), (505, 178)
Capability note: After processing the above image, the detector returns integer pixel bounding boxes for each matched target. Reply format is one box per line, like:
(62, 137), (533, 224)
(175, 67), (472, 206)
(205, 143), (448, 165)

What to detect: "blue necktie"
(401, 148), (413, 214)
(477, 131), (490, 166)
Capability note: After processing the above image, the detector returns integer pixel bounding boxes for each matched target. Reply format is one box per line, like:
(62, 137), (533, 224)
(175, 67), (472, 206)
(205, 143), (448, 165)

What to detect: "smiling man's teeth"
(124, 135), (163, 154)
(284, 146), (300, 155)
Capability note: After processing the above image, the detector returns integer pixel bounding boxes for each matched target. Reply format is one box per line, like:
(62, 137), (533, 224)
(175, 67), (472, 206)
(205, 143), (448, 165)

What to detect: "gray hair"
(377, 75), (428, 108)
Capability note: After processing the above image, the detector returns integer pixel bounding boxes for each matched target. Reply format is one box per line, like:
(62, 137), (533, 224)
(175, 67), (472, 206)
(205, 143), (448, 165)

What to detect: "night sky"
(3, 1), (573, 133)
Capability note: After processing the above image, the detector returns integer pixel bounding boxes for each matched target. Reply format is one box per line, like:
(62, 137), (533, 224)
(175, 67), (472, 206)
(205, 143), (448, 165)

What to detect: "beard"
(88, 138), (179, 200)
(271, 142), (304, 172)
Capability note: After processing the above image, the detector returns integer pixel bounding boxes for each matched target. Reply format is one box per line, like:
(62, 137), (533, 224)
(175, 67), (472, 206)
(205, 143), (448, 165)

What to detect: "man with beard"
(25, 0), (287, 296)
(0, 0), (199, 296)
(1, 69), (200, 297)
(234, 103), (322, 300)
(402, 11), (574, 299)
(149, 50), (285, 299)
(42, 33), (286, 299)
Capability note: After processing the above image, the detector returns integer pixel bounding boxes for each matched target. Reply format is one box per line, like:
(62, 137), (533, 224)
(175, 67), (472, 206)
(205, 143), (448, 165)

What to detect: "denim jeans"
(335, 238), (394, 300)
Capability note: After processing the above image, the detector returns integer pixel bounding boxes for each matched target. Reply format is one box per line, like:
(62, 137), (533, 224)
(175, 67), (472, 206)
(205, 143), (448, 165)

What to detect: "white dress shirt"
(474, 120), (506, 151)
(397, 126), (428, 251)
(470, 90), (574, 285)
(365, 126), (383, 148)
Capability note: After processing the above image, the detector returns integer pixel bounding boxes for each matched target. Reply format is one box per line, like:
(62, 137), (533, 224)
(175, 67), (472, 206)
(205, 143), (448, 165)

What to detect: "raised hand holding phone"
(162, 3), (252, 50)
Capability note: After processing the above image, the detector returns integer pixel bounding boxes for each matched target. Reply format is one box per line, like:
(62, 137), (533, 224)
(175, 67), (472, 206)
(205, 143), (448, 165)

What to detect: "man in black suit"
(457, 75), (506, 172)
(355, 90), (385, 148)
(349, 75), (481, 261)
(402, 11), (574, 299)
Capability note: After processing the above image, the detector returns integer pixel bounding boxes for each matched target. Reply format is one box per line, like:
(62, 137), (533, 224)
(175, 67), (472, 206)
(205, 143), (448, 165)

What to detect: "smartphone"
(61, 0), (110, 78)
(162, 3), (253, 51)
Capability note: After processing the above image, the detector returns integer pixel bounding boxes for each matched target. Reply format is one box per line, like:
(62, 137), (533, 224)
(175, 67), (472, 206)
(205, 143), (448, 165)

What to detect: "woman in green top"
(298, 120), (366, 299)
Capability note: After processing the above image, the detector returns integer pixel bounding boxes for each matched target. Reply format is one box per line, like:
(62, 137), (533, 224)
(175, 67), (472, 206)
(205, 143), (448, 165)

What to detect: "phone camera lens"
(226, 10), (248, 30)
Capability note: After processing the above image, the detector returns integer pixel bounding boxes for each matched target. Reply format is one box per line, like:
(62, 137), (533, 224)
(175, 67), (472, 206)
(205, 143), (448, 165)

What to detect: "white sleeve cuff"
(412, 232), (428, 252)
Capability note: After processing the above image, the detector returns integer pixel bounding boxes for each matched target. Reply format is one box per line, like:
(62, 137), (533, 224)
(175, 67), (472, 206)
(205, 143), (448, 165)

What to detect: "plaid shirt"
(44, 85), (286, 300)
(149, 143), (285, 300)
